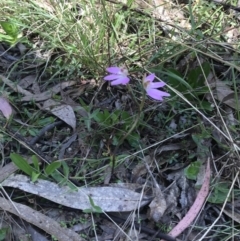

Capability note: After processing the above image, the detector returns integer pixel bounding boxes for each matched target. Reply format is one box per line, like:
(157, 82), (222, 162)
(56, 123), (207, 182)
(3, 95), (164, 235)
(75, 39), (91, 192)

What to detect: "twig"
(29, 121), (63, 145)
(103, 213), (177, 241)
(111, 86), (145, 172)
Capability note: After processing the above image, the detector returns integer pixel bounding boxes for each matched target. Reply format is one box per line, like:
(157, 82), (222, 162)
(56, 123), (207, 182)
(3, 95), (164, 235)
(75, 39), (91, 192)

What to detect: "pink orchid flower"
(104, 66), (130, 86)
(143, 74), (170, 101)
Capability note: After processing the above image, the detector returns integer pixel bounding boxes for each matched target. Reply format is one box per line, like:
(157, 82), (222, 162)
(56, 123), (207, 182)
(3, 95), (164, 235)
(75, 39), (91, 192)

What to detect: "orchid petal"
(111, 77), (130, 86)
(147, 89), (170, 100)
(144, 74), (155, 83)
(104, 66), (130, 86)
(106, 67), (122, 74)
(148, 81), (166, 89)
(103, 74), (119, 81)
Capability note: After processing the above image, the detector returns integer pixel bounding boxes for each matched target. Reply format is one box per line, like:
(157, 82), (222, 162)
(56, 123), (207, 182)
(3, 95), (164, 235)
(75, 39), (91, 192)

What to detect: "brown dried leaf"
(47, 104), (76, 130)
(42, 99), (76, 130)
(209, 75), (240, 110)
(215, 80), (237, 108)
(21, 81), (76, 102)
(18, 75), (37, 89)
(222, 206), (240, 224)
(60, 95), (88, 117)
(148, 188), (167, 222)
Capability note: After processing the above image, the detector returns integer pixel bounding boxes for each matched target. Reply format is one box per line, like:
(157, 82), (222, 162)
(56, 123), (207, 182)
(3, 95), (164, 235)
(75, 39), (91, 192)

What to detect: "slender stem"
(111, 84), (146, 173)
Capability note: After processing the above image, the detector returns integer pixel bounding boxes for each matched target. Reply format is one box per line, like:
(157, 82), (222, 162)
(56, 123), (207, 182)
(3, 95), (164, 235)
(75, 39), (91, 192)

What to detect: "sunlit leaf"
(184, 161), (201, 180)
(0, 21), (19, 38)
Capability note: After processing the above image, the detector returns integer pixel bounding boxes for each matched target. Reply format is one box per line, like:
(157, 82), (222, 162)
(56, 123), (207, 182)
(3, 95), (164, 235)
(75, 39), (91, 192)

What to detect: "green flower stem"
(111, 84), (146, 172)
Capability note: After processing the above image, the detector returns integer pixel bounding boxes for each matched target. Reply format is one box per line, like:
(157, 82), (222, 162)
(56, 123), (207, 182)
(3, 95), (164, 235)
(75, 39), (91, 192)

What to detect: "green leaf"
(62, 161), (69, 177)
(0, 228), (8, 241)
(103, 110), (112, 125)
(79, 98), (91, 112)
(103, 109), (110, 119)
(167, 69), (193, 92)
(94, 113), (104, 123)
(89, 195), (96, 207)
(116, 154), (129, 162)
(92, 205), (102, 213)
(10, 153), (34, 176)
(31, 171), (41, 183)
(121, 111), (131, 125)
(36, 117), (54, 126)
(83, 195), (103, 213)
(28, 128), (38, 136)
(0, 33), (15, 42)
(167, 65), (210, 102)
(112, 135), (120, 146)
(198, 100), (213, 112)
(93, 109), (112, 125)
(0, 21), (19, 37)
(208, 182), (231, 204)
(92, 109), (102, 122)
(110, 112), (118, 123)
(31, 155), (40, 172)
(65, 180), (78, 191)
(82, 208), (93, 213)
(83, 117), (91, 132)
(187, 62), (210, 90)
(50, 171), (65, 184)
(121, 111), (130, 120)
(184, 161), (201, 180)
(45, 162), (61, 176)
(126, 132), (140, 148)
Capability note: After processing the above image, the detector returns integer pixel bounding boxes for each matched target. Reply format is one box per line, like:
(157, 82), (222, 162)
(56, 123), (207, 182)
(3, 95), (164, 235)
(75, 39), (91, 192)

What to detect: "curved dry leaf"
(0, 197), (82, 241)
(213, 80), (240, 110)
(1, 174), (150, 212)
(49, 105), (76, 130)
(222, 207), (240, 224)
(149, 188), (167, 222)
(21, 81), (76, 102)
(42, 100), (76, 130)
(166, 159), (211, 239)
(18, 75), (37, 89)
(0, 97), (12, 119)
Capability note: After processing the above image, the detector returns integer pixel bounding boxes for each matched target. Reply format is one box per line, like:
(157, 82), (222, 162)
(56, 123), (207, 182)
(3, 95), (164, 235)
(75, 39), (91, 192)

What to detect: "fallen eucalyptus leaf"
(0, 197), (82, 241)
(47, 104), (76, 130)
(212, 78), (240, 110)
(164, 159), (211, 240)
(1, 174), (150, 212)
(42, 99), (76, 130)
